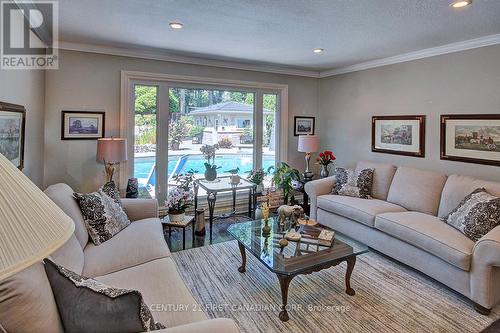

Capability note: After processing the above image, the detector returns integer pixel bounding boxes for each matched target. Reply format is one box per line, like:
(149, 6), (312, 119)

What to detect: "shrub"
(217, 137), (233, 149)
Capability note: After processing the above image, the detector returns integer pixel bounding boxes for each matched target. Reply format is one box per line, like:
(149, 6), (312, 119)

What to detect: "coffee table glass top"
(195, 176), (256, 192)
(228, 218), (369, 275)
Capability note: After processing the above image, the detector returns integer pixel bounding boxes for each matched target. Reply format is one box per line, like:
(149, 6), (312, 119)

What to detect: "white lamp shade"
(298, 135), (319, 153)
(96, 138), (127, 163)
(0, 153), (74, 281)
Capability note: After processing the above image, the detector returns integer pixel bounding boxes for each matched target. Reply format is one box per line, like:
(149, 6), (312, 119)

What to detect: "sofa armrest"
(304, 176), (336, 220)
(121, 198), (159, 221)
(472, 226), (500, 266)
(150, 319), (240, 333)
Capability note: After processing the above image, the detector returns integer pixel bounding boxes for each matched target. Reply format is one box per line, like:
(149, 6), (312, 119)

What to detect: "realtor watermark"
(1, 1), (58, 69)
(149, 303), (352, 314)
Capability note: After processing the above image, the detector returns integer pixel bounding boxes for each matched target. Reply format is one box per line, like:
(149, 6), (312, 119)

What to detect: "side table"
(162, 215), (195, 250)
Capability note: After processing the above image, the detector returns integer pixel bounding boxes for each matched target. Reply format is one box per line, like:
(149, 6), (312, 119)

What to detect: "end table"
(162, 215), (195, 250)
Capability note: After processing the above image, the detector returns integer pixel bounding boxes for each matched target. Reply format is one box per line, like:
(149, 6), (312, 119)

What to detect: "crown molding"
(58, 41), (321, 78)
(319, 34), (500, 78)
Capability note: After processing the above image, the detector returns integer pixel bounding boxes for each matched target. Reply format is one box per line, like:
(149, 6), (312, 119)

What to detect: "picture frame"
(61, 111), (105, 140)
(372, 115), (425, 158)
(294, 116), (315, 136)
(0, 102), (26, 170)
(440, 114), (500, 167)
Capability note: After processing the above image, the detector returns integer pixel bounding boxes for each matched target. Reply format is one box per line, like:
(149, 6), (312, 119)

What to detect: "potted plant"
(316, 150), (336, 177)
(268, 162), (300, 204)
(169, 119), (189, 150)
(165, 171), (195, 222)
(200, 144), (220, 181)
(247, 168), (267, 193)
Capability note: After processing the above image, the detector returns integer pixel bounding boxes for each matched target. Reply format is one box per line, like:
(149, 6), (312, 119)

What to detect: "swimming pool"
(134, 154), (276, 183)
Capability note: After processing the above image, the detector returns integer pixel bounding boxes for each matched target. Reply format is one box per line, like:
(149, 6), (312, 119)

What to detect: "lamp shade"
(96, 138), (127, 163)
(0, 153), (74, 281)
(298, 135), (319, 153)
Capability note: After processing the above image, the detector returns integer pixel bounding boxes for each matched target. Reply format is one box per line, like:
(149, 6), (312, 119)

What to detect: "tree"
(135, 86), (157, 115)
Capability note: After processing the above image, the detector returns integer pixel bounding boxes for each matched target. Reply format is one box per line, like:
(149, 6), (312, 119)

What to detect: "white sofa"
(0, 183), (240, 333)
(305, 161), (500, 314)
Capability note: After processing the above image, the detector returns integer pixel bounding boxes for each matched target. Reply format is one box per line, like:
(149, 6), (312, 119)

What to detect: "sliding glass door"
(130, 80), (281, 204)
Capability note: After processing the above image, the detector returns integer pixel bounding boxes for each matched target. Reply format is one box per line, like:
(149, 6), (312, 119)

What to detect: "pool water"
(134, 154), (276, 183)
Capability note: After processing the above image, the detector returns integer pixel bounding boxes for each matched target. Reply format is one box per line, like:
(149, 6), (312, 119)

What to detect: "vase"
(262, 219), (271, 236)
(230, 174), (241, 185)
(168, 210), (185, 223)
(204, 165), (217, 181)
(126, 178), (139, 198)
(254, 206), (263, 219)
(256, 183), (264, 194)
(320, 164), (330, 178)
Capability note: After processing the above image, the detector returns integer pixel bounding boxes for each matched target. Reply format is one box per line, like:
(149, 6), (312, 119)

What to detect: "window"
(122, 72), (288, 204)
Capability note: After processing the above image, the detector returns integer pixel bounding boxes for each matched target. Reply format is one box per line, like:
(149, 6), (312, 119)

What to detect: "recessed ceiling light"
(450, 0), (472, 8)
(169, 22), (183, 29)
(313, 48), (324, 53)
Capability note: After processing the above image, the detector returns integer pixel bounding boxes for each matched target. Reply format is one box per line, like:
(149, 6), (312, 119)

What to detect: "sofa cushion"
(438, 174), (500, 218)
(44, 183), (89, 248)
(317, 195), (406, 227)
(356, 161), (397, 200)
(96, 257), (208, 328)
(387, 167), (447, 216)
(83, 218), (171, 277)
(50, 234), (84, 275)
(375, 212), (474, 270)
(0, 263), (64, 333)
(44, 259), (165, 332)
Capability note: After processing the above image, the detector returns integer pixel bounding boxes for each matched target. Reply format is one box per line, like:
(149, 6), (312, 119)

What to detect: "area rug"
(172, 241), (500, 333)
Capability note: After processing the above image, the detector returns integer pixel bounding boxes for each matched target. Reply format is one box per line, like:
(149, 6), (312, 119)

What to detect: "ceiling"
(57, 0), (500, 72)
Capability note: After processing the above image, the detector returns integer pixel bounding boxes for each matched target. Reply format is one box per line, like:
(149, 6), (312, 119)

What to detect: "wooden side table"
(162, 215), (195, 250)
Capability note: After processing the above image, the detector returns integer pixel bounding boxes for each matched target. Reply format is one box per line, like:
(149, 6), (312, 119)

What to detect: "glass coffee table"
(228, 218), (369, 322)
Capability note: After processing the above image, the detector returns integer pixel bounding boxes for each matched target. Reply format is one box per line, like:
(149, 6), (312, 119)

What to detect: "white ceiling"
(57, 0), (500, 72)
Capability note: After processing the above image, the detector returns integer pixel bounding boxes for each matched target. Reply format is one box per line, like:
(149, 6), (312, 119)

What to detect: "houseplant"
(165, 171), (195, 222)
(248, 168), (267, 193)
(200, 144), (220, 181)
(268, 162), (300, 204)
(169, 118), (190, 150)
(316, 150), (336, 177)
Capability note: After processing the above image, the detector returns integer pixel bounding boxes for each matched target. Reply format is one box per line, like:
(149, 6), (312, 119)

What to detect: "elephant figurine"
(277, 205), (305, 228)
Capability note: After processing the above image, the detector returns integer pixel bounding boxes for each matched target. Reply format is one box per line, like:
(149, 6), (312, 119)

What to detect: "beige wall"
(44, 50), (319, 192)
(319, 45), (500, 181)
(0, 69), (45, 186)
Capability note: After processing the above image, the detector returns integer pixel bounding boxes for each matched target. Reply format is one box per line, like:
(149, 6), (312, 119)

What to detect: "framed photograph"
(372, 115), (425, 158)
(294, 116), (315, 136)
(441, 114), (500, 166)
(0, 102), (26, 169)
(61, 111), (105, 140)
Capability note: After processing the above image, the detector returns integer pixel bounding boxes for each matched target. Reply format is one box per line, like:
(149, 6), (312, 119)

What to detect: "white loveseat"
(0, 183), (240, 333)
(305, 161), (500, 314)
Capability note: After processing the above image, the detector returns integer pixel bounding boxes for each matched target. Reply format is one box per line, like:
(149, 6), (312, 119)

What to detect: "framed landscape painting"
(372, 115), (425, 157)
(61, 111), (105, 140)
(294, 116), (315, 136)
(441, 114), (500, 166)
(0, 102), (26, 169)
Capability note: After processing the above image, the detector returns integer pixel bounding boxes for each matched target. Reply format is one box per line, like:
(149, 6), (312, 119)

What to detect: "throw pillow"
(442, 188), (500, 242)
(44, 259), (165, 332)
(100, 180), (122, 206)
(74, 190), (130, 245)
(332, 167), (374, 199)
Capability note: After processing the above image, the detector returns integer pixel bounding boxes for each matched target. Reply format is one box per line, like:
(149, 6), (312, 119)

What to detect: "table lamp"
(96, 137), (127, 182)
(298, 135), (319, 181)
(0, 153), (75, 281)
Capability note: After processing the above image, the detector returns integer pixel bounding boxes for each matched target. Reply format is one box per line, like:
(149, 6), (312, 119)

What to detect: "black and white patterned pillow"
(44, 259), (165, 332)
(100, 180), (122, 206)
(74, 190), (130, 245)
(442, 188), (500, 242)
(332, 167), (374, 199)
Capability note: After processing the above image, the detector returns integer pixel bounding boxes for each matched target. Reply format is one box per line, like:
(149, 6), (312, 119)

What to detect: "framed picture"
(0, 102), (26, 169)
(294, 116), (315, 136)
(61, 111), (105, 140)
(372, 115), (425, 158)
(441, 114), (500, 166)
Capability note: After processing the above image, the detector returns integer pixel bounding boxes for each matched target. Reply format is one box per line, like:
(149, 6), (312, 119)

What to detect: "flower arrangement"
(165, 171), (195, 214)
(200, 144), (220, 181)
(316, 150), (336, 166)
(247, 168), (266, 185)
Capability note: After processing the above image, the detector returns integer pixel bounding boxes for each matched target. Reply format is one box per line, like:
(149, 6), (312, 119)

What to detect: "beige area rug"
(171, 241), (500, 333)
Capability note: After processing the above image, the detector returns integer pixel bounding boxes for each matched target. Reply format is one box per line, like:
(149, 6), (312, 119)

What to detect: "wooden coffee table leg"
(345, 256), (356, 296)
(237, 241), (246, 273)
(277, 274), (294, 322)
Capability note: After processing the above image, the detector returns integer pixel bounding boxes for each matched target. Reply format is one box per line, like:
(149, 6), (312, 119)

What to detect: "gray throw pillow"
(442, 188), (500, 242)
(74, 189), (130, 245)
(44, 259), (165, 332)
(101, 180), (122, 206)
(332, 167), (374, 199)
